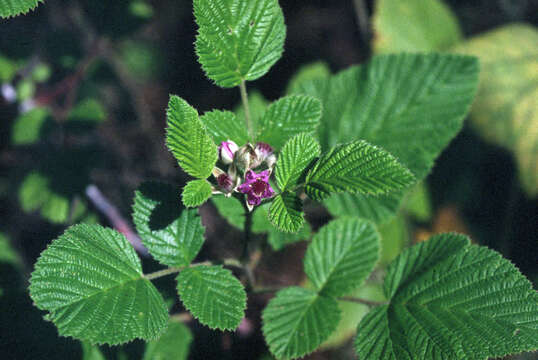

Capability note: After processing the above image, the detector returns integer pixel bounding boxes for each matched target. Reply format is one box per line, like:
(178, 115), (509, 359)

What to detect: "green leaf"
(324, 192), (402, 225)
(0, 55), (18, 82)
(291, 54), (479, 222)
(194, 0), (286, 87)
(12, 107), (50, 145)
(355, 233), (538, 359)
(133, 182), (206, 267)
(200, 110), (248, 145)
(0, 232), (21, 267)
(403, 182), (432, 221)
(0, 0), (42, 18)
(377, 213), (409, 266)
(275, 133), (320, 191)
(262, 287), (341, 359)
(257, 95), (322, 150)
(269, 192), (304, 233)
(305, 141), (415, 201)
(267, 222), (311, 251)
(454, 24), (538, 196)
(182, 179), (212, 208)
(166, 95), (217, 179)
(68, 99), (106, 124)
(235, 90), (269, 132)
(19, 171), (70, 224)
(212, 196), (272, 233)
(81, 343), (105, 360)
(286, 62), (331, 95)
(29, 224), (168, 345)
(372, 0), (462, 53)
(176, 265), (246, 330)
(143, 319), (192, 360)
(304, 218), (379, 297)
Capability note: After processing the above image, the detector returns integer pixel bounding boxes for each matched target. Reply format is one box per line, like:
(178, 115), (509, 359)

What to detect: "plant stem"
(353, 0), (370, 46)
(239, 80), (254, 141)
(338, 296), (387, 307)
(144, 267), (184, 280)
(240, 204), (257, 288)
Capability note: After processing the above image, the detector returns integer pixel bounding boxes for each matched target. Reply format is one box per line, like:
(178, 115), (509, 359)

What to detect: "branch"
(338, 296), (387, 307)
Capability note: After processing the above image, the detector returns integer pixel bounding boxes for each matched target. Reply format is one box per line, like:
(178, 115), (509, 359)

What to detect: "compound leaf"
(262, 287), (341, 359)
(355, 233), (538, 360)
(305, 140), (415, 201)
(372, 0), (462, 53)
(182, 179), (212, 208)
(291, 53), (479, 223)
(29, 224), (168, 345)
(268, 191), (304, 233)
(143, 319), (192, 360)
(176, 265), (246, 330)
(257, 95), (322, 150)
(275, 133), (321, 191)
(304, 218), (379, 297)
(194, 0), (286, 87)
(0, 0), (42, 18)
(200, 110), (249, 145)
(133, 182), (205, 267)
(166, 95), (217, 179)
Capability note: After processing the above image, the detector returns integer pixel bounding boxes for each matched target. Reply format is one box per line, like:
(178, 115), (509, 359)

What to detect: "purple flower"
(218, 140), (238, 165)
(217, 173), (234, 193)
(238, 170), (275, 206)
(255, 142), (273, 159)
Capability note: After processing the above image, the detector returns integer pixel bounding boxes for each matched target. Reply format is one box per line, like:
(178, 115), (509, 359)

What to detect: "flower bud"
(234, 143), (259, 170)
(218, 140), (238, 165)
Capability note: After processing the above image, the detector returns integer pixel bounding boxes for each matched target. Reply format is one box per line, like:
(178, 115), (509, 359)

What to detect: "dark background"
(1, 0), (537, 359)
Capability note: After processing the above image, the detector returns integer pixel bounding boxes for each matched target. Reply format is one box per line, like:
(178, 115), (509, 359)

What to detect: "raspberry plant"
(19, 0), (538, 359)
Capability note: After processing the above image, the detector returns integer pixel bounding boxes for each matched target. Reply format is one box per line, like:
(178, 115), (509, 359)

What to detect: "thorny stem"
(338, 296), (388, 307)
(239, 80), (254, 141)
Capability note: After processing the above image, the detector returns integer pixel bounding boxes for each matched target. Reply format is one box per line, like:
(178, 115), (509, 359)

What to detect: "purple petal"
(244, 170), (256, 182)
(263, 184), (275, 198)
(238, 183), (251, 193)
(247, 193), (261, 205)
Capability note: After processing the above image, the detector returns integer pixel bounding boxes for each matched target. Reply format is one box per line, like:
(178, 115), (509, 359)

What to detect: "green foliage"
(262, 287), (341, 359)
(29, 224), (168, 345)
(377, 214), (408, 266)
(201, 110), (249, 145)
(291, 53), (480, 222)
(17, 79), (35, 100)
(67, 99), (106, 124)
(324, 192), (401, 225)
(12, 107), (50, 145)
(268, 192), (304, 233)
(355, 233), (538, 359)
(133, 182), (205, 267)
(404, 182), (432, 221)
(0, 232), (21, 267)
(267, 222), (311, 251)
(235, 90), (269, 130)
(81, 343), (105, 360)
(0, 0), (42, 18)
(182, 179), (212, 207)
(129, 0), (154, 19)
(143, 320), (192, 360)
(176, 265), (246, 330)
(166, 95), (217, 179)
(286, 62), (331, 95)
(372, 0), (462, 53)
(19, 171), (70, 224)
(212, 196), (271, 233)
(275, 133), (320, 191)
(0, 55), (18, 81)
(257, 95), (322, 150)
(303, 218), (379, 297)
(305, 141), (415, 201)
(454, 24), (538, 196)
(194, 0), (286, 88)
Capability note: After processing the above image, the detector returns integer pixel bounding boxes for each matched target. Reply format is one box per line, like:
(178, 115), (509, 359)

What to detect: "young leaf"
(305, 141), (415, 201)
(0, 0), (43, 18)
(176, 265), (246, 330)
(355, 233), (538, 360)
(166, 95), (217, 179)
(454, 24), (538, 196)
(275, 133), (321, 191)
(143, 319), (192, 360)
(269, 192), (304, 233)
(29, 224), (168, 345)
(200, 110), (249, 145)
(290, 54), (479, 223)
(304, 218), (379, 297)
(182, 179), (212, 208)
(12, 107), (50, 145)
(194, 0), (286, 88)
(133, 182), (205, 267)
(372, 0), (462, 53)
(262, 287), (341, 359)
(257, 95), (322, 150)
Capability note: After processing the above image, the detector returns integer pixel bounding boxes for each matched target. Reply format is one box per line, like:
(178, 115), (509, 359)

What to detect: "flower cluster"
(213, 140), (276, 210)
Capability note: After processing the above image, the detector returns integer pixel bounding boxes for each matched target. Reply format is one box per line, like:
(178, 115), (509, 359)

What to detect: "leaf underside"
(176, 265), (246, 330)
(133, 182), (206, 267)
(194, 0), (286, 87)
(29, 224), (168, 345)
(355, 233), (538, 359)
(262, 287), (341, 359)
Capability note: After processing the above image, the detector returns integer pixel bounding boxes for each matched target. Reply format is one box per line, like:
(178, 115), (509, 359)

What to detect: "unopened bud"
(234, 143), (259, 170)
(218, 140), (239, 165)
